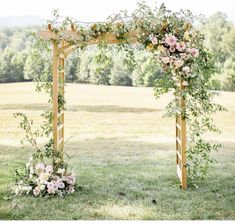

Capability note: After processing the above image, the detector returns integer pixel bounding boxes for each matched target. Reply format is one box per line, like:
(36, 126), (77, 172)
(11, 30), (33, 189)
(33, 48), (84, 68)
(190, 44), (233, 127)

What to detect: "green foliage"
(13, 112), (53, 161)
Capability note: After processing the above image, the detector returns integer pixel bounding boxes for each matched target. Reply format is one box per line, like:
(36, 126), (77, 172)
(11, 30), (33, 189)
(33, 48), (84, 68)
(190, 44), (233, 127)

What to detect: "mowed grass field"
(0, 82), (234, 220)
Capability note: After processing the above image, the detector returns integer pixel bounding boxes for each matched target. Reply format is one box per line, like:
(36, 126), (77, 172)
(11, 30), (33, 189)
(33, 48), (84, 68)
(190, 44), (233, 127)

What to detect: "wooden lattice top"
(38, 25), (138, 45)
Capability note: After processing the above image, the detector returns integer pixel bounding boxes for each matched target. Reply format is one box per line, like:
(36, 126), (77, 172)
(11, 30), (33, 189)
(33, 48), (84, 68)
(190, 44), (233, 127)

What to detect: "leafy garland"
(14, 1), (225, 197)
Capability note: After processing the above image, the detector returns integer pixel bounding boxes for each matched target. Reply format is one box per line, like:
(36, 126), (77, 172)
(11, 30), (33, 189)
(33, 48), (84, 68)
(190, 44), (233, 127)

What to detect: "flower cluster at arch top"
(147, 32), (199, 87)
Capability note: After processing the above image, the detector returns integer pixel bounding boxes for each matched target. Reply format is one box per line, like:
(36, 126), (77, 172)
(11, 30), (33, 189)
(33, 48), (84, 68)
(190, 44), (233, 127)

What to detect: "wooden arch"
(39, 24), (187, 189)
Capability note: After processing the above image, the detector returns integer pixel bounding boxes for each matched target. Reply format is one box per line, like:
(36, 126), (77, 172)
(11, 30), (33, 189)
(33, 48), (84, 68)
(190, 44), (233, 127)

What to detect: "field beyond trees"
(0, 82), (234, 220)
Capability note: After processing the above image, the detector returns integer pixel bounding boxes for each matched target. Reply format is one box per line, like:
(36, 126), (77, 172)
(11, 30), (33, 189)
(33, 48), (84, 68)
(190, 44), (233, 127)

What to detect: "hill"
(0, 15), (45, 27)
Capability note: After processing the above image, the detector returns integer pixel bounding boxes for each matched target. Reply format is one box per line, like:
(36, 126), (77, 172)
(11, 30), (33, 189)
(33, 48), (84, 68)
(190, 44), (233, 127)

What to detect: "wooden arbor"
(39, 25), (187, 189)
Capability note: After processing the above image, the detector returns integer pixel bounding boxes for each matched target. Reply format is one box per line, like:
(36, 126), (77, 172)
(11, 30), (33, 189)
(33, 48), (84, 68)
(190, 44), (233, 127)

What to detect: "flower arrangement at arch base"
(13, 111), (76, 198)
(14, 159), (76, 197)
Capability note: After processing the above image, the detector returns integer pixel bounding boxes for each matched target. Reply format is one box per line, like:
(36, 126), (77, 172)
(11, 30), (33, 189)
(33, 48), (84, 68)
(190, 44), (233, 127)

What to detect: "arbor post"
(176, 79), (187, 190)
(52, 40), (59, 164)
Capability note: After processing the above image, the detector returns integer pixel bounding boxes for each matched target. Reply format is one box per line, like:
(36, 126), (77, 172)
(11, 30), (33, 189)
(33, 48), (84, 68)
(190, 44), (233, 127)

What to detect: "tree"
(109, 51), (133, 86)
(0, 47), (25, 82)
(65, 54), (79, 82)
(11, 51), (26, 81)
(200, 12), (235, 90)
(132, 51), (161, 87)
(77, 50), (93, 83)
(24, 49), (45, 80)
(201, 12), (232, 63)
(90, 49), (113, 85)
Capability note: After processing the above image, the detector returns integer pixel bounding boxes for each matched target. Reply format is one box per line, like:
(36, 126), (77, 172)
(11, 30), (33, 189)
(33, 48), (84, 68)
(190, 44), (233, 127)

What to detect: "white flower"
(23, 186), (32, 194)
(15, 186), (20, 195)
(30, 166), (34, 174)
(174, 59), (184, 68)
(33, 186), (41, 196)
(182, 81), (188, 86)
(182, 66), (191, 74)
(39, 184), (45, 191)
(45, 165), (53, 173)
(149, 35), (158, 45)
(35, 163), (45, 175)
(57, 168), (65, 174)
(39, 172), (49, 184)
(68, 186), (75, 194)
(161, 57), (170, 64)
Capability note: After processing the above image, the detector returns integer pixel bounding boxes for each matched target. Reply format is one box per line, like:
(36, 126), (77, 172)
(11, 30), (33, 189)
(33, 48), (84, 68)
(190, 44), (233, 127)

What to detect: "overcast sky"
(1, 0), (235, 23)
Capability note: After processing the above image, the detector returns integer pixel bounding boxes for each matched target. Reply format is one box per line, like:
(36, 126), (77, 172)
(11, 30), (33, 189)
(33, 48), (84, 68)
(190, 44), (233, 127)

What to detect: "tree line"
(0, 12), (235, 90)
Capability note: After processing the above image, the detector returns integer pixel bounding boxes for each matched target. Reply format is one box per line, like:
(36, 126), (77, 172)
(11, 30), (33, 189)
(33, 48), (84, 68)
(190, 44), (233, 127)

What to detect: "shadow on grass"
(0, 104), (161, 113)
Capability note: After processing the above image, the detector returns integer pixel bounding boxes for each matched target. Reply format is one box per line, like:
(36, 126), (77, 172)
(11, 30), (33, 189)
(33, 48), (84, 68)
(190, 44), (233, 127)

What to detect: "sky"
(0, 0), (235, 23)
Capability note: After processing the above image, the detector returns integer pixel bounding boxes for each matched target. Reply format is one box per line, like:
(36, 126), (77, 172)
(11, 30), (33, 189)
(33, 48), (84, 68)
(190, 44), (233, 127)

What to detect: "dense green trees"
(200, 12), (235, 90)
(0, 12), (235, 90)
(0, 47), (26, 82)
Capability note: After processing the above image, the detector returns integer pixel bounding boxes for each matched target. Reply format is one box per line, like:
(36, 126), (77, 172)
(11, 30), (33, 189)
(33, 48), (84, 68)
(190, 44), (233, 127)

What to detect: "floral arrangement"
(147, 33), (199, 87)
(15, 159), (76, 197)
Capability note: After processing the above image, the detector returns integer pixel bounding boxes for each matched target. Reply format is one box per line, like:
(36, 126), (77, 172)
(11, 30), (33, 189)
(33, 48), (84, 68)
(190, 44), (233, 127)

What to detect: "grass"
(0, 82), (234, 220)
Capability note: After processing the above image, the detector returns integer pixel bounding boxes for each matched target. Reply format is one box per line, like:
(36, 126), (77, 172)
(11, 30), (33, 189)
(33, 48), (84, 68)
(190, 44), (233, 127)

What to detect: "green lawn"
(0, 82), (235, 220)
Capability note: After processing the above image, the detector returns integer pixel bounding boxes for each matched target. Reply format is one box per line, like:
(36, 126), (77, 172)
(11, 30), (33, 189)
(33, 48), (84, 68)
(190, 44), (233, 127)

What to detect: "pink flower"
(33, 186), (41, 196)
(180, 53), (187, 59)
(53, 181), (59, 190)
(182, 81), (188, 86)
(161, 57), (170, 64)
(187, 48), (199, 57)
(151, 37), (158, 45)
(58, 181), (65, 189)
(47, 182), (56, 194)
(65, 175), (76, 185)
(165, 35), (177, 46)
(176, 42), (186, 52)
(45, 165), (53, 173)
(174, 59), (184, 68)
